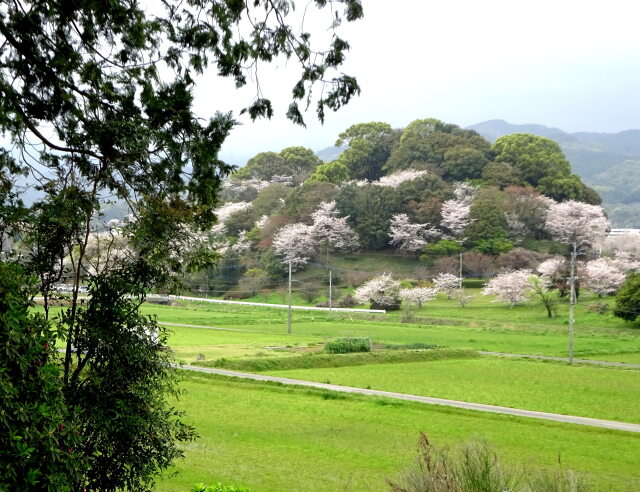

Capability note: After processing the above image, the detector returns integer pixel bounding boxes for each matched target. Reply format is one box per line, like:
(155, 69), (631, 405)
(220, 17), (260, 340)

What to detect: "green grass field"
(263, 356), (640, 423)
(156, 373), (640, 492)
(39, 292), (640, 490)
(138, 290), (640, 365)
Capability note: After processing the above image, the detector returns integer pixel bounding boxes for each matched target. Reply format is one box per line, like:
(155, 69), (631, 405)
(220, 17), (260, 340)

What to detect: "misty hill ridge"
(469, 119), (640, 165)
(467, 119), (640, 227)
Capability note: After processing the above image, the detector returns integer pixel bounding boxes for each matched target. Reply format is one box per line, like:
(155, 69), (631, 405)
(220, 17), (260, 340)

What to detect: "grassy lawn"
(136, 296), (640, 364)
(156, 373), (640, 492)
(263, 355), (640, 424)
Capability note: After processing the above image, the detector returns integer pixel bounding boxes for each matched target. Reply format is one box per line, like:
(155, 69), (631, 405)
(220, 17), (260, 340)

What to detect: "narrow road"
(176, 364), (640, 433)
(479, 351), (640, 369)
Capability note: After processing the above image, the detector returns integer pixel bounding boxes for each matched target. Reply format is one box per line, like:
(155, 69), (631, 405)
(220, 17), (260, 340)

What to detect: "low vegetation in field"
(196, 348), (478, 372)
(191, 483), (250, 492)
(389, 433), (593, 492)
(323, 337), (371, 354)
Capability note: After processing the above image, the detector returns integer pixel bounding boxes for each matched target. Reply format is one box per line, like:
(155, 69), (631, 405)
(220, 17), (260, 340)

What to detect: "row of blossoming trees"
(76, 119), (636, 306)
(349, 200), (640, 317)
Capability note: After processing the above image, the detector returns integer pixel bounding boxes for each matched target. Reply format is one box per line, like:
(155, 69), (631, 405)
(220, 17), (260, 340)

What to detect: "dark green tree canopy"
(481, 161), (521, 189)
(306, 160), (350, 185)
(384, 118), (490, 175)
(0, 1), (363, 489)
(465, 188), (509, 244)
(492, 133), (571, 187)
(335, 122), (399, 181)
(442, 146), (489, 180)
(237, 147), (321, 183)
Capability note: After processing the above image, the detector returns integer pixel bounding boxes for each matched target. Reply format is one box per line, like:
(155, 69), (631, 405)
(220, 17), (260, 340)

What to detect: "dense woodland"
(176, 117), (617, 297)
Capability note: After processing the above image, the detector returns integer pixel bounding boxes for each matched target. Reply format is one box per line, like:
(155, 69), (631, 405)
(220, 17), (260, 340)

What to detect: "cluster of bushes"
(389, 434), (592, 492)
(324, 337), (371, 354)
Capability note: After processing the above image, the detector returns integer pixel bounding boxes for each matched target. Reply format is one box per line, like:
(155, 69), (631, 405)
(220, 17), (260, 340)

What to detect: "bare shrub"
(462, 252), (495, 278)
(343, 270), (369, 288)
(388, 434), (592, 492)
(496, 247), (545, 270)
(433, 256), (458, 275)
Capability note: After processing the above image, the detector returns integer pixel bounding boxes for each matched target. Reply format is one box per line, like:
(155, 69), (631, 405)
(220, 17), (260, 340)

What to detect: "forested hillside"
(168, 117), (624, 299)
(469, 119), (640, 227)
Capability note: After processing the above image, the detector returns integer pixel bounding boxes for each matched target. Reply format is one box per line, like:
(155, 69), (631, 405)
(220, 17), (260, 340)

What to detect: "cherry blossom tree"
(399, 286), (438, 307)
(537, 257), (565, 285)
(504, 211), (528, 243)
(611, 252), (640, 274)
(439, 182), (478, 237)
(311, 201), (359, 252)
(255, 215), (270, 230)
(83, 230), (133, 277)
(389, 214), (439, 254)
(600, 234), (640, 272)
(440, 200), (471, 237)
(453, 182), (478, 202)
(584, 258), (627, 296)
(482, 269), (532, 307)
(214, 201), (253, 224)
(354, 273), (402, 310)
(376, 169), (429, 188)
(272, 222), (315, 270)
(433, 272), (461, 298)
(545, 200), (610, 248)
(273, 201), (358, 269)
(229, 231), (252, 255)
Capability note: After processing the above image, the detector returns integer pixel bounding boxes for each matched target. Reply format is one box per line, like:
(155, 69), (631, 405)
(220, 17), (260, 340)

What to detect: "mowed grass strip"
(266, 356), (640, 424)
(156, 373), (640, 492)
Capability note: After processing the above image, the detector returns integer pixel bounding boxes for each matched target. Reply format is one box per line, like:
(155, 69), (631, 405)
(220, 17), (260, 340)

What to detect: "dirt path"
(176, 364), (640, 433)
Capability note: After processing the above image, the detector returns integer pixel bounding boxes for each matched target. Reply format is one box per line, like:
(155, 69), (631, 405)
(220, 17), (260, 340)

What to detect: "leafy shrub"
(324, 337), (371, 354)
(0, 263), (85, 490)
(339, 293), (357, 307)
(614, 273), (640, 322)
(587, 301), (609, 315)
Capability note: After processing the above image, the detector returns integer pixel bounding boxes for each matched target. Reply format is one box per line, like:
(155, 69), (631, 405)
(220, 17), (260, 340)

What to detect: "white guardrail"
(33, 293), (386, 314)
(155, 294), (386, 314)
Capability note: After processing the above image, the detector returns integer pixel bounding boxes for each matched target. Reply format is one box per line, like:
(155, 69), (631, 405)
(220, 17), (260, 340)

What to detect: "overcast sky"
(191, 0), (640, 166)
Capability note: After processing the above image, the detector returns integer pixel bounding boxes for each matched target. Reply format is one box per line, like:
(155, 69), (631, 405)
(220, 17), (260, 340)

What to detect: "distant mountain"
(469, 119), (574, 145)
(316, 145), (346, 163)
(468, 119), (640, 227)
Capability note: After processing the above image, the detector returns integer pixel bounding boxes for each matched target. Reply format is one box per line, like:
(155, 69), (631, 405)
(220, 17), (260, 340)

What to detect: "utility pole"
(329, 269), (332, 312)
(287, 260), (292, 334)
(459, 252), (463, 289)
(568, 241), (577, 362)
